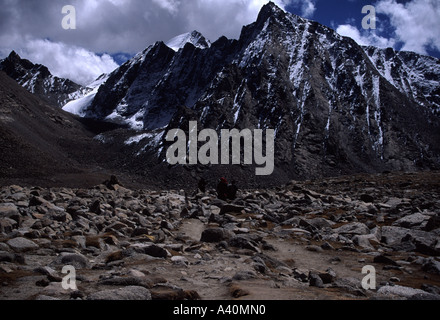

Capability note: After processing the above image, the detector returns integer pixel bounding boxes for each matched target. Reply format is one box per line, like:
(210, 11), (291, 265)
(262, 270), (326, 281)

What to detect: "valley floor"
(0, 171), (439, 301)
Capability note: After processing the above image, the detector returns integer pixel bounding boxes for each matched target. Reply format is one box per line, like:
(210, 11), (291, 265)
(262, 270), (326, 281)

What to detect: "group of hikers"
(198, 177), (238, 201)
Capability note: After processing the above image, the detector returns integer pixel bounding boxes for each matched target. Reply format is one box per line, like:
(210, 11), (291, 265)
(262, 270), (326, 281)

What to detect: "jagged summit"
(0, 51), (88, 108)
(6, 50), (21, 61)
(166, 30), (211, 52)
(257, 1), (287, 21)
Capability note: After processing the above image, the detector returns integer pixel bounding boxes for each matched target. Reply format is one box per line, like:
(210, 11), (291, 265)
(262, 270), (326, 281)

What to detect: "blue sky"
(111, 0), (440, 64)
(1, 0), (439, 85)
(305, 0), (440, 59)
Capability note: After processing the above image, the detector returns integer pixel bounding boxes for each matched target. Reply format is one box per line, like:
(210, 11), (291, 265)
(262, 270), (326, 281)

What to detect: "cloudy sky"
(1, 0), (439, 85)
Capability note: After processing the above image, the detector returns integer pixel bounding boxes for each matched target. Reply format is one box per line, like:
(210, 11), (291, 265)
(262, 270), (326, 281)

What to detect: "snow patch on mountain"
(63, 74), (109, 116)
(166, 31), (211, 52)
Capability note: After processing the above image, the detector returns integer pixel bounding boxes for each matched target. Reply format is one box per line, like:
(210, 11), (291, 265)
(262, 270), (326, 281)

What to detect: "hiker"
(217, 177), (229, 201)
(198, 178), (207, 193)
(227, 180), (238, 200)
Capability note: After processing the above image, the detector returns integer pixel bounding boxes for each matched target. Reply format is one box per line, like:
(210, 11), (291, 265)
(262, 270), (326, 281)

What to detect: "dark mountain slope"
(79, 2), (440, 185)
(0, 51), (89, 108)
(0, 71), (138, 188)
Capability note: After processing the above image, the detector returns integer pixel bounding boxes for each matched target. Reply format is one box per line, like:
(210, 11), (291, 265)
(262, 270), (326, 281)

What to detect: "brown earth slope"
(0, 71), (143, 188)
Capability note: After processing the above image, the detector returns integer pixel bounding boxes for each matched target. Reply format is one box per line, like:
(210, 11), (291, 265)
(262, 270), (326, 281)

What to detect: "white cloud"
(5, 38), (119, 86)
(0, 0), (301, 55)
(151, 0), (180, 15)
(293, 0), (316, 18)
(375, 0), (440, 55)
(336, 24), (395, 48)
(1, 0), (303, 85)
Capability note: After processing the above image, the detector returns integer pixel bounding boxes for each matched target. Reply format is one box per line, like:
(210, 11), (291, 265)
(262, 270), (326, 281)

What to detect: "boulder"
(229, 235), (261, 253)
(309, 272), (324, 288)
(200, 228), (227, 243)
(232, 270), (257, 281)
(51, 253), (90, 269)
(425, 214), (440, 232)
(378, 285), (427, 299)
(333, 222), (370, 237)
(392, 213), (429, 229)
(360, 194), (374, 203)
(98, 276), (152, 288)
(421, 257), (440, 275)
(6, 237), (39, 252)
(132, 244), (168, 258)
(0, 203), (20, 222)
(87, 286), (152, 300)
(220, 204), (245, 215)
(352, 234), (379, 249)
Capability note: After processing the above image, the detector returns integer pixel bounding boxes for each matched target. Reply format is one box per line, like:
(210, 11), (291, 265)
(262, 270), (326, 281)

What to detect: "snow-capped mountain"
(364, 46), (440, 115)
(75, 2), (439, 181)
(4, 2), (438, 183)
(166, 30), (211, 52)
(0, 51), (90, 108)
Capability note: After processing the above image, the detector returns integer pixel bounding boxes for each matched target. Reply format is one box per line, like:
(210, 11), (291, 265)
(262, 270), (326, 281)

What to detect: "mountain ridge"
(74, 2), (440, 183)
(2, 2), (440, 186)
(0, 51), (90, 108)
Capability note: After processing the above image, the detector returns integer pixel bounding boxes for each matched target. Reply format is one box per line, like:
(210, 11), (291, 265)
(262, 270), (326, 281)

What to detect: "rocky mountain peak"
(6, 50), (21, 61)
(166, 30), (211, 52)
(257, 1), (285, 21)
(0, 51), (88, 108)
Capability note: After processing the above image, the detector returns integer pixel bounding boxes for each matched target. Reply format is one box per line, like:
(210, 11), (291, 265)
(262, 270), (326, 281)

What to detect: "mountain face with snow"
(5, 2), (438, 184)
(363, 46), (440, 115)
(0, 51), (89, 108)
(76, 2), (439, 182)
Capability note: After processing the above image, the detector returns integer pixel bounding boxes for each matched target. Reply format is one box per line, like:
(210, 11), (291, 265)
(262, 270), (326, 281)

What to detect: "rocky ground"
(0, 171), (439, 301)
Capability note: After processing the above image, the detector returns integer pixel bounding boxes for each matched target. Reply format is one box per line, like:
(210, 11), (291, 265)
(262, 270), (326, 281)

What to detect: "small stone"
(309, 272), (324, 288)
(232, 270), (257, 281)
(229, 284), (250, 298)
(138, 244), (168, 258)
(421, 257), (440, 275)
(360, 194), (374, 203)
(229, 235), (261, 253)
(374, 254), (399, 266)
(321, 242), (335, 250)
(89, 200), (101, 215)
(161, 220), (174, 230)
(319, 268), (337, 284)
(171, 256), (189, 266)
(98, 276), (151, 288)
(0, 251), (15, 263)
(306, 245), (323, 252)
(220, 204), (245, 215)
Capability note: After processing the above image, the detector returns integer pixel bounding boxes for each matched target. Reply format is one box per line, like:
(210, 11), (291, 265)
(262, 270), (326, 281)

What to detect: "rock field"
(0, 171), (439, 300)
